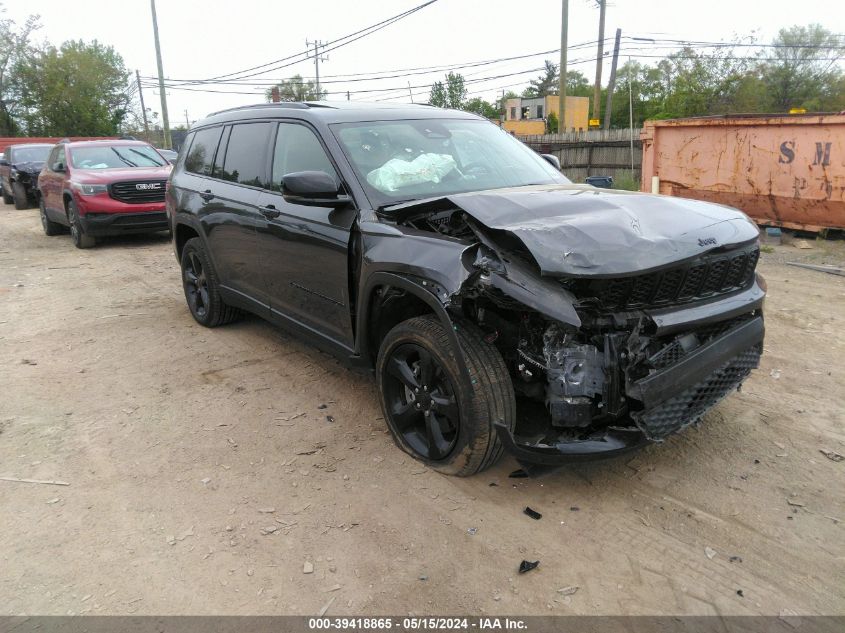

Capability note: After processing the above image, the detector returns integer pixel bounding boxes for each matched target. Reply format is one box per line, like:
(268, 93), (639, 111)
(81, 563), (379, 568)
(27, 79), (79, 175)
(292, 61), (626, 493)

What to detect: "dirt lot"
(0, 203), (843, 617)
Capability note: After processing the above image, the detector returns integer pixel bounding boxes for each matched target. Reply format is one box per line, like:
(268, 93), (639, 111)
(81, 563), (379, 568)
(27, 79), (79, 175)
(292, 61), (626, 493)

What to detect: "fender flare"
(357, 271), (473, 392)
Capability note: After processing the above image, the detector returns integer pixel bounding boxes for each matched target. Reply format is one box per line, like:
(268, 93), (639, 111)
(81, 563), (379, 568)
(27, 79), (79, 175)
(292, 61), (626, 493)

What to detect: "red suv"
(38, 140), (172, 248)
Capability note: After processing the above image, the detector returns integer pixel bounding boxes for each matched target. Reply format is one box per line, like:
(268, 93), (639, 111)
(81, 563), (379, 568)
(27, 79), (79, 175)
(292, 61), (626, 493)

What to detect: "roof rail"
(205, 102), (313, 117)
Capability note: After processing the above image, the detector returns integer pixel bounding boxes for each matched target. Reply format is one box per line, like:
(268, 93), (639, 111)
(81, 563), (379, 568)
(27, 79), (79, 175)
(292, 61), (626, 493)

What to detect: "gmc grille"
(567, 244), (760, 312)
(109, 180), (167, 204)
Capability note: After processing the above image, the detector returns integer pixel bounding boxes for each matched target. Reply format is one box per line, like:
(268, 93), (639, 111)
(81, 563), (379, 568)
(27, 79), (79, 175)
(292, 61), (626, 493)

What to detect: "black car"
(167, 102), (765, 476)
(1, 143), (53, 209)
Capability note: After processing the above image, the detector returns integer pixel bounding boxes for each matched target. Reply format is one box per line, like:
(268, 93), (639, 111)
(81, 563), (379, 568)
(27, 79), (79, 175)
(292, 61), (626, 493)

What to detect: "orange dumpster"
(641, 114), (845, 232)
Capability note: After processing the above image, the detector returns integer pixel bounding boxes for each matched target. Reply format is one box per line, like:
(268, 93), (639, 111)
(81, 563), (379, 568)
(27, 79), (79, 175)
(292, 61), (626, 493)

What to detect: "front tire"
(67, 200), (95, 248)
(180, 237), (241, 327)
(12, 182), (30, 210)
(40, 198), (63, 236)
(376, 315), (516, 476)
(1, 186), (12, 205)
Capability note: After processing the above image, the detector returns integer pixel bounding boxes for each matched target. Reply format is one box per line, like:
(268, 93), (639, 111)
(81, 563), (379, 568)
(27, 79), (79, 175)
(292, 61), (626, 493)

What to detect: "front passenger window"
(271, 123), (337, 191)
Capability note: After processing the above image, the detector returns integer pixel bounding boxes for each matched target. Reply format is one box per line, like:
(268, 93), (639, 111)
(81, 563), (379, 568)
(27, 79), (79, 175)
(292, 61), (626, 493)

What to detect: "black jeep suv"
(168, 103), (765, 476)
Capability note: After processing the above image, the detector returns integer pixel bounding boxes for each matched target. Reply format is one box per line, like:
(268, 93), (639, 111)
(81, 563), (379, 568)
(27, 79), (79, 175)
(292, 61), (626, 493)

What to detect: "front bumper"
(79, 211), (169, 236)
(495, 313), (764, 468)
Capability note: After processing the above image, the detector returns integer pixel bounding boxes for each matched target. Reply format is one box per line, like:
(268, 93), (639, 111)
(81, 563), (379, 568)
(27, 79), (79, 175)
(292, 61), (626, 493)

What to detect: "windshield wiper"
(376, 199), (419, 213)
(128, 147), (165, 166)
(111, 148), (137, 167)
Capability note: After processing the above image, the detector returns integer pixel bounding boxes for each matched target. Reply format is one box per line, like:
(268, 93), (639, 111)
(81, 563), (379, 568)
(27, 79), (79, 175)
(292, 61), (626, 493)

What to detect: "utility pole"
(628, 57), (634, 172)
(407, 82), (414, 103)
(150, 0), (171, 149)
(136, 69), (150, 140)
(558, 0), (568, 132)
(592, 0), (606, 124)
(306, 40), (328, 100)
(184, 109), (190, 129)
(603, 28), (621, 130)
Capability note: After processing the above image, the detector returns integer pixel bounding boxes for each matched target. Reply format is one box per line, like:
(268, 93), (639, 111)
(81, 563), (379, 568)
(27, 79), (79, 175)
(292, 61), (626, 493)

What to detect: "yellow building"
(502, 95), (590, 134)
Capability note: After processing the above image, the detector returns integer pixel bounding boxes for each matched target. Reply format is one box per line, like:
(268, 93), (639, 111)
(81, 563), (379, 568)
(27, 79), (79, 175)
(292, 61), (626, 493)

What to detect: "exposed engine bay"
(390, 200), (765, 463)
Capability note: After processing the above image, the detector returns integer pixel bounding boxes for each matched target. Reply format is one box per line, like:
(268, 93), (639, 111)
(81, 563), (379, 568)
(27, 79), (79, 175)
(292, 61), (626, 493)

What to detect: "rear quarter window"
(185, 126), (223, 176)
(219, 122), (273, 187)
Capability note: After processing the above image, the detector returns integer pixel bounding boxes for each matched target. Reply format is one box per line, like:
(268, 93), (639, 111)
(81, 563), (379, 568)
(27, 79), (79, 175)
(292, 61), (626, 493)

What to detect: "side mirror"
(52, 162), (66, 173)
(281, 171), (350, 207)
(541, 154), (561, 171)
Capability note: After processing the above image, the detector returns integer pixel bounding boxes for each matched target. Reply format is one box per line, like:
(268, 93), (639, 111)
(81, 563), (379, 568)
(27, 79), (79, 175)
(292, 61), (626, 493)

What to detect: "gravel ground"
(0, 203), (843, 616)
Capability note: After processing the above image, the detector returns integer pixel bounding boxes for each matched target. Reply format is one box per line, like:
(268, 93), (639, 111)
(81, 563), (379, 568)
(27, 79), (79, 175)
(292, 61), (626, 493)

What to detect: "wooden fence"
(518, 128), (643, 187)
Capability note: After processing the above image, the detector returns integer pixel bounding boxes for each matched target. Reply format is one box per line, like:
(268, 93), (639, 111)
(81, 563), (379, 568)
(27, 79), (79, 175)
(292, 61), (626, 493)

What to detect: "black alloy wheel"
(376, 315), (516, 476)
(183, 250), (210, 320)
(383, 342), (460, 461)
(179, 237), (241, 327)
(40, 197), (62, 236)
(68, 200), (95, 248)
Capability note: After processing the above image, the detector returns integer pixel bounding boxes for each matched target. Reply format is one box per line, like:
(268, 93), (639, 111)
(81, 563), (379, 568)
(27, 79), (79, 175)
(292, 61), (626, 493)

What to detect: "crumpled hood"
(388, 184), (760, 277)
(12, 161), (45, 175)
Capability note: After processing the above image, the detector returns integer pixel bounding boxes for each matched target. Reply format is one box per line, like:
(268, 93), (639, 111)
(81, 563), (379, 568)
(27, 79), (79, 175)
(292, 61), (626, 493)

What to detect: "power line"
(141, 38), (610, 86)
(152, 0), (441, 86)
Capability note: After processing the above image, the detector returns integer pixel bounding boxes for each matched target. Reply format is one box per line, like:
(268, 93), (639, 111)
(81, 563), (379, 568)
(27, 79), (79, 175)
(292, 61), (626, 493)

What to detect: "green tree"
(265, 74), (325, 102)
(495, 90), (519, 115)
(463, 97), (497, 118)
(429, 81), (447, 107)
(758, 24), (845, 111)
(0, 7), (40, 135)
(429, 72), (466, 109)
(18, 39), (130, 135)
(546, 111), (559, 133)
(565, 70), (593, 97)
(523, 60), (559, 97)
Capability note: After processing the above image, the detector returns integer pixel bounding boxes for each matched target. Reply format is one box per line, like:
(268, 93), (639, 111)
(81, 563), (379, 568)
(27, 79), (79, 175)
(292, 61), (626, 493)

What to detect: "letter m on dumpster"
(813, 142), (832, 166)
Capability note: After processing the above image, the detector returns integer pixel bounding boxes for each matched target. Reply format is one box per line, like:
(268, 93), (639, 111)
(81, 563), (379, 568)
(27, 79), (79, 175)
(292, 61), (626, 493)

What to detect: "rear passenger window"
(271, 123), (337, 191)
(220, 122), (272, 187)
(185, 126), (223, 176)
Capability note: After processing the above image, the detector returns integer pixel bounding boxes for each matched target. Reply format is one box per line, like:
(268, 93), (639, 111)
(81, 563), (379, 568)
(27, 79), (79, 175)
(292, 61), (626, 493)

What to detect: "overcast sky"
(5, 0), (844, 126)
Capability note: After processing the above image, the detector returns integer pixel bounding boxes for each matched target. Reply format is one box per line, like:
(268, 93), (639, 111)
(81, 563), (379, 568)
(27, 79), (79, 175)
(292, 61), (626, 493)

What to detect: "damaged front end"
(386, 190), (765, 467)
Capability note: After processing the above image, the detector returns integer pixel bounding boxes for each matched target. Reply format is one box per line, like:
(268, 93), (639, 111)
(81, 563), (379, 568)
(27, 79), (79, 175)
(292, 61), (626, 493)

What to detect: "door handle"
(200, 189), (214, 202)
(260, 204), (281, 219)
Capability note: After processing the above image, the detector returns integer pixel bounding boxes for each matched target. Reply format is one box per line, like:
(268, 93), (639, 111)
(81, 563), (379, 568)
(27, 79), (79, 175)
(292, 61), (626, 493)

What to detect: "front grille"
(631, 343), (762, 440)
(109, 180), (166, 204)
(110, 212), (167, 227)
(569, 245), (759, 312)
(648, 316), (753, 370)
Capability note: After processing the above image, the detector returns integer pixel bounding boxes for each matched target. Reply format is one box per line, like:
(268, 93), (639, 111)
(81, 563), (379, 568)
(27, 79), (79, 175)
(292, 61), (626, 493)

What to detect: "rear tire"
(376, 315), (516, 476)
(180, 237), (241, 327)
(12, 182), (29, 210)
(67, 200), (95, 249)
(40, 198), (63, 236)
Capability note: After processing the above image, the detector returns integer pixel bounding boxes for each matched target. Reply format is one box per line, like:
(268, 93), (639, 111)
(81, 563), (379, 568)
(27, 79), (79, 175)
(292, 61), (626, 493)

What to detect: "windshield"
(332, 118), (570, 208)
(11, 146), (51, 163)
(69, 145), (167, 169)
